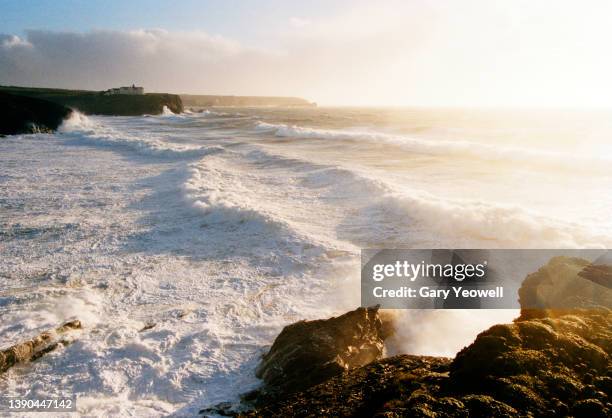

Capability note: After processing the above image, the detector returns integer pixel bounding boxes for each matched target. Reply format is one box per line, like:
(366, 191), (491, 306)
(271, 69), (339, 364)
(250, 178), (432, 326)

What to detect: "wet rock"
(572, 398), (609, 418)
(0, 319), (81, 373)
(254, 306), (387, 397)
(233, 256), (611, 416)
(460, 395), (517, 418)
(240, 306), (610, 417)
(139, 322), (156, 332)
(518, 256), (612, 320)
(0, 86), (183, 116)
(0, 91), (72, 135)
(450, 309), (610, 416)
(448, 257), (611, 416)
(243, 355), (452, 417)
(579, 263), (612, 290)
(199, 401), (236, 417)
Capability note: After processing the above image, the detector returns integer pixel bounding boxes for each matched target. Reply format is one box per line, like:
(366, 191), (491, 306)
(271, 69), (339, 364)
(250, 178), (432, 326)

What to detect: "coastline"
(208, 257), (611, 417)
(0, 85), (183, 117)
(1, 108), (611, 417)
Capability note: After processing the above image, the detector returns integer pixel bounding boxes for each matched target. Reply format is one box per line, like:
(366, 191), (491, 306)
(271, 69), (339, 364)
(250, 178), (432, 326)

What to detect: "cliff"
(0, 91), (72, 135)
(254, 306), (387, 398)
(181, 94), (315, 108)
(0, 85), (183, 116)
(202, 256), (611, 418)
(240, 308), (609, 417)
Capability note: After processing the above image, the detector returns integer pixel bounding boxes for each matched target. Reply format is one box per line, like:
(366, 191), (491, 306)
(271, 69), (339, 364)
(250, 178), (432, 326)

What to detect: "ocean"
(1, 106), (611, 415)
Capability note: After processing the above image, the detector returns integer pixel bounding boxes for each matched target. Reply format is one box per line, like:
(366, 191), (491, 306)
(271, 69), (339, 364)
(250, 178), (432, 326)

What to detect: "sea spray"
(59, 111), (218, 158)
(162, 105), (175, 116)
(254, 121), (612, 171)
(4, 106), (612, 416)
(383, 309), (518, 357)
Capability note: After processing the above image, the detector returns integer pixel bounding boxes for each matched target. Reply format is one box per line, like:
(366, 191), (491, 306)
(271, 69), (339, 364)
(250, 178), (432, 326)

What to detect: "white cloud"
(1, 34), (32, 48)
(0, 25), (408, 102)
(2, 1), (612, 107)
(0, 29), (258, 94)
(289, 17), (311, 28)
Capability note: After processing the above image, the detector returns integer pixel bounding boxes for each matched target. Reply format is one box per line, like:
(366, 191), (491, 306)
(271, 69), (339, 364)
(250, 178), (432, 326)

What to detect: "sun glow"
(1, 1), (611, 107)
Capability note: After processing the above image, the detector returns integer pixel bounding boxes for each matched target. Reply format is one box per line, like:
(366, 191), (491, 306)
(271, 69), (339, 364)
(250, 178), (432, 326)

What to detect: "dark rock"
(460, 395), (517, 418)
(518, 256), (612, 320)
(242, 355), (453, 417)
(0, 319), (82, 373)
(53, 92), (183, 116)
(0, 85), (183, 116)
(579, 264), (612, 289)
(139, 322), (156, 332)
(239, 307), (610, 416)
(572, 398), (609, 418)
(594, 375), (612, 394)
(254, 306), (387, 397)
(450, 310), (610, 416)
(232, 256), (611, 417)
(0, 91), (72, 135)
(199, 401), (236, 417)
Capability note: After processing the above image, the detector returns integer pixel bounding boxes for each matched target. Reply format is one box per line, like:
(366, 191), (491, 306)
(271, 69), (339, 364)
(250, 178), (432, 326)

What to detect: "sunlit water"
(1, 107), (611, 415)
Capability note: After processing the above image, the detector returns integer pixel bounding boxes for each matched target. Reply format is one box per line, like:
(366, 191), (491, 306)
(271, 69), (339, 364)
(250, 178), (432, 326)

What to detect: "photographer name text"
(372, 285), (504, 299)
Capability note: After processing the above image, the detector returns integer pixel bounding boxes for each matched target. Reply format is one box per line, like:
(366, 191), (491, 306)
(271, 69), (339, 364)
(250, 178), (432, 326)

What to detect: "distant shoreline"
(0, 85), (183, 117)
(180, 94), (316, 108)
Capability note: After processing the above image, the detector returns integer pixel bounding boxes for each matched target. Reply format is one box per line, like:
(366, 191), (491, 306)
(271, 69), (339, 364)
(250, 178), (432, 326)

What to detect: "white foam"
(181, 154), (338, 254)
(225, 146), (611, 249)
(255, 121), (612, 170)
(157, 105), (191, 121)
(59, 111), (221, 158)
(0, 287), (104, 348)
(366, 187), (611, 248)
(3, 108), (611, 416)
(161, 105), (175, 116)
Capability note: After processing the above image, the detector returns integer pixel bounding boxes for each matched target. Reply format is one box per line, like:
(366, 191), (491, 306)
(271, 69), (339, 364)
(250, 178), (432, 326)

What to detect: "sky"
(1, 0), (612, 107)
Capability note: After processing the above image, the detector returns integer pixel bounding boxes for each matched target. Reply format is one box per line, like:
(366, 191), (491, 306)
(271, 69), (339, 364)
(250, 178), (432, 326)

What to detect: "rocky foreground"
(0, 320), (81, 374)
(202, 256), (611, 417)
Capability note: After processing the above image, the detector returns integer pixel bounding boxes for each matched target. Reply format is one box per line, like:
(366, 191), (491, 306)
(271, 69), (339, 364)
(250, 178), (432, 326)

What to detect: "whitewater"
(1, 106), (611, 416)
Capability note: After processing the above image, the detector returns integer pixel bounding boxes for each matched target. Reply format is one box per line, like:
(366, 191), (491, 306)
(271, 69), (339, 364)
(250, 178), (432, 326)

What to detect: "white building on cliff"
(104, 84), (144, 95)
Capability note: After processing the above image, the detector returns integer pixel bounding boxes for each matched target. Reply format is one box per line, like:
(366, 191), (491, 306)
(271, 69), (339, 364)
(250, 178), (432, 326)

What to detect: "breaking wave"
(181, 155), (332, 254)
(255, 121), (612, 170)
(59, 112), (222, 158)
(161, 105), (176, 116)
(6, 105), (612, 416)
(182, 146), (611, 250)
(367, 188), (611, 248)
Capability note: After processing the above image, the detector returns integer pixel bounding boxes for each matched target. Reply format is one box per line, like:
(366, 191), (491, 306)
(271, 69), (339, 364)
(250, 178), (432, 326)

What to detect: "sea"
(1, 106), (611, 416)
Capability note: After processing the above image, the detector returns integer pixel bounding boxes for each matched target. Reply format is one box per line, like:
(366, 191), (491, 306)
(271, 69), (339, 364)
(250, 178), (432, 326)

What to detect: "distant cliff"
(181, 94), (315, 108)
(0, 86), (183, 116)
(0, 91), (72, 135)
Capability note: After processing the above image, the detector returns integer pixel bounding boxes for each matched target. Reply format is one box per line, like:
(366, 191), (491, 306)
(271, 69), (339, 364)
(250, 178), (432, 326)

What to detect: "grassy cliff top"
(0, 85), (183, 116)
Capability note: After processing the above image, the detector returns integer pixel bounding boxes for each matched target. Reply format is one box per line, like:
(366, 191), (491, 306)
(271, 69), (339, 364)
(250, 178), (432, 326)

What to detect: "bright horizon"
(2, 0), (612, 107)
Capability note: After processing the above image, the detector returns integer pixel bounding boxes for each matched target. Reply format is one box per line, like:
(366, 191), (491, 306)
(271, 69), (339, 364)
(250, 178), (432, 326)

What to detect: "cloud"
(289, 17), (311, 28)
(0, 29), (262, 94)
(1, 34), (32, 48)
(0, 2), (433, 103)
(2, 1), (612, 106)
(0, 23), (413, 103)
